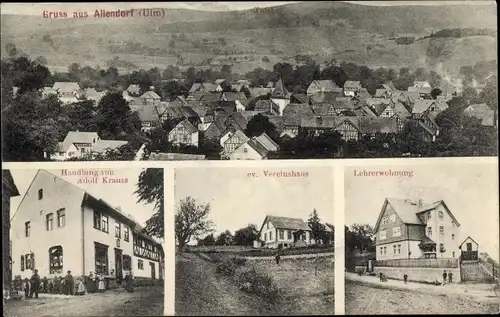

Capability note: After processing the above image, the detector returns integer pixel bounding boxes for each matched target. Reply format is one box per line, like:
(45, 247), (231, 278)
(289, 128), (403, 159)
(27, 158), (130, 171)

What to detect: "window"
(46, 213), (54, 231)
(101, 215), (109, 233)
(393, 245), (397, 254)
(94, 243), (109, 275)
(243, 147), (248, 153)
(93, 211), (101, 230)
(392, 226), (401, 237)
(287, 230), (292, 240)
(138, 259), (144, 270)
(383, 246), (387, 255)
(427, 227), (432, 237)
(301, 233), (306, 241)
(389, 214), (396, 223)
(38, 189), (43, 200)
(123, 255), (132, 271)
(124, 227), (130, 242)
(25, 253), (34, 270)
(115, 222), (121, 238)
(380, 247), (383, 256)
(397, 244), (401, 254)
(379, 229), (386, 240)
(269, 231), (273, 241)
(452, 234), (455, 240)
(439, 226), (444, 237)
(21, 255), (25, 271)
(427, 212), (431, 220)
(25, 222), (30, 237)
(264, 233), (267, 241)
(440, 243), (445, 252)
(438, 211), (444, 220)
(57, 208), (65, 227)
(452, 251), (455, 257)
(49, 246), (63, 274)
(279, 230), (284, 240)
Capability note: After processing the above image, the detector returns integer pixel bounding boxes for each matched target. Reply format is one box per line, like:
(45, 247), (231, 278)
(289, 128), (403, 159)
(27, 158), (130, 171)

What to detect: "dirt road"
(175, 253), (274, 316)
(4, 286), (164, 317)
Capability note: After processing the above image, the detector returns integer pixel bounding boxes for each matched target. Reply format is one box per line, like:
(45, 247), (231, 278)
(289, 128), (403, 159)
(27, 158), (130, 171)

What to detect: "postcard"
(1, 1), (497, 162)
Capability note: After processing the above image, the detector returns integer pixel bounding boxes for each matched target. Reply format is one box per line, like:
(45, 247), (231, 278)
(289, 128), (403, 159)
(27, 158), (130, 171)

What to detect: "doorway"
(149, 262), (155, 280)
(114, 249), (123, 284)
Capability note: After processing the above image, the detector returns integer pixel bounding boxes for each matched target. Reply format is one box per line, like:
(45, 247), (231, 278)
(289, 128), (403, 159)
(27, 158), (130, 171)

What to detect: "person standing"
(30, 270), (41, 298)
(42, 277), (48, 293)
(442, 270), (447, 286)
(448, 272), (453, 284)
(124, 271), (134, 293)
(23, 278), (31, 300)
(403, 274), (408, 284)
(65, 270), (74, 295)
(98, 274), (105, 292)
(75, 277), (87, 295)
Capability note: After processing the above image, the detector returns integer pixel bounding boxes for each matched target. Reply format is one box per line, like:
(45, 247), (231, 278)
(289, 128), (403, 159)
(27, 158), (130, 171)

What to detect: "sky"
(1, 1), (494, 15)
(9, 168), (157, 228)
(175, 166), (334, 244)
(345, 161), (499, 261)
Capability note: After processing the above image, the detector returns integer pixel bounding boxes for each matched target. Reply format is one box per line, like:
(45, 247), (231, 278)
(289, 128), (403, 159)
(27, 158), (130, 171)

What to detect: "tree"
(308, 209), (325, 245)
(198, 234), (216, 246)
(216, 230), (233, 246)
(220, 65), (232, 80)
(234, 224), (259, 246)
(94, 92), (135, 139)
(175, 197), (214, 252)
(244, 114), (279, 140)
(198, 138), (223, 160)
(135, 169), (164, 238)
(431, 88), (442, 99)
(349, 223), (375, 252)
(262, 56), (270, 63)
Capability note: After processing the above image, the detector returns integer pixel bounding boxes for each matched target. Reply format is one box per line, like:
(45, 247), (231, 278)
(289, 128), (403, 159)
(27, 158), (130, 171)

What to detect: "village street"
(4, 285), (164, 317)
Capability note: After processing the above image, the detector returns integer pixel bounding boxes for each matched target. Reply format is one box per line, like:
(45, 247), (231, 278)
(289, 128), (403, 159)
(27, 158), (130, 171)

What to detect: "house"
(83, 88), (106, 105)
(364, 98), (394, 117)
(248, 87), (273, 98)
(168, 119), (199, 147)
(222, 129), (249, 157)
(333, 97), (357, 114)
(307, 80), (340, 96)
(358, 117), (399, 137)
(53, 82), (80, 97)
(11, 170), (164, 282)
(228, 138), (270, 160)
(413, 81), (431, 88)
(411, 100), (440, 119)
(343, 81), (362, 97)
(290, 93), (310, 105)
(254, 100), (280, 115)
(188, 82), (218, 94)
(416, 112), (440, 142)
(373, 198), (461, 260)
(47, 131), (129, 161)
(221, 92), (248, 111)
(300, 116), (361, 141)
(459, 236), (479, 261)
(282, 103), (315, 138)
(126, 84), (141, 96)
(254, 132), (279, 152)
(140, 91), (161, 105)
(310, 91), (342, 105)
(2, 170), (20, 290)
(130, 105), (161, 132)
(256, 215), (331, 249)
(392, 101), (412, 131)
(408, 86), (432, 99)
(464, 103), (495, 127)
(270, 78), (291, 115)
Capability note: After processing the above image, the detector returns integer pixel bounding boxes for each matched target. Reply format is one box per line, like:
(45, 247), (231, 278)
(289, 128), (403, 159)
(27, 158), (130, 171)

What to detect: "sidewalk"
(346, 272), (498, 302)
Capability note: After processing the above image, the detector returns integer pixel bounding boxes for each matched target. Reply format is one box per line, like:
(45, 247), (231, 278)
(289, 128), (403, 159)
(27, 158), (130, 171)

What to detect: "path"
(346, 272), (498, 303)
(4, 286), (164, 317)
(175, 253), (274, 316)
(243, 252), (334, 261)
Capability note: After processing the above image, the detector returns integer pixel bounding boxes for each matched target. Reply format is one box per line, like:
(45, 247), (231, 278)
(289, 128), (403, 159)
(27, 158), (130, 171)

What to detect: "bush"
(215, 257), (246, 275)
(234, 266), (280, 301)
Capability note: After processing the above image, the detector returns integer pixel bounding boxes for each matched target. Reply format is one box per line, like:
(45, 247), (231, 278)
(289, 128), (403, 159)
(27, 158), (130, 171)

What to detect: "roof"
(189, 82), (218, 93)
(91, 140), (128, 153)
(301, 116), (356, 130)
(179, 106), (201, 119)
(255, 100), (279, 114)
(364, 98), (392, 115)
(270, 78), (291, 99)
(187, 91), (205, 101)
(312, 104), (335, 116)
(215, 79), (226, 84)
(308, 80), (339, 92)
(53, 82), (80, 93)
(245, 138), (270, 158)
(358, 117), (399, 134)
(382, 82), (396, 91)
(2, 170), (20, 196)
(60, 131), (99, 152)
(254, 132), (279, 152)
(226, 129), (249, 144)
(176, 119), (198, 134)
(291, 93), (310, 104)
(344, 80), (362, 89)
(459, 236), (479, 248)
(249, 87), (273, 98)
(385, 198), (426, 226)
(222, 91), (247, 102)
(200, 92), (223, 103)
(464, 103), (495, 126)
(419, 236), (436, 246)
(374, 89), (390, 98)
(413, 81), (431, 88)
(283, 103), (315, 126)
(140, 90), (161, 100)
(264, 215), (311, 231)
(412, 100), (436, 114)
(127, 84), (141, 93)
(310, 91), (342, 104)
(333, 96), (356, 110)
(408, 86), (432, 95)
(393, 101), (412, 119)
(148, 152), (206, 160)
(131, 105), (159, 122)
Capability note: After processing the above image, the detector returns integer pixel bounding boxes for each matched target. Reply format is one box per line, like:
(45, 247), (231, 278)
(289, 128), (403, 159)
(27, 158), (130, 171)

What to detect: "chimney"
(418, 199), (423, 207)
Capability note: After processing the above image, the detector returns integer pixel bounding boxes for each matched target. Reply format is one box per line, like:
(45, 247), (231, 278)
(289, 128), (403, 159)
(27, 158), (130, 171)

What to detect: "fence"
(375, 258), (458, 268)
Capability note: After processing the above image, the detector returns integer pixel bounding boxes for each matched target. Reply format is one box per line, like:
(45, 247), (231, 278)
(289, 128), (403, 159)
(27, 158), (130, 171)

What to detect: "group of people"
(21, 270), (134, 299)
(441, 269), (453, 285)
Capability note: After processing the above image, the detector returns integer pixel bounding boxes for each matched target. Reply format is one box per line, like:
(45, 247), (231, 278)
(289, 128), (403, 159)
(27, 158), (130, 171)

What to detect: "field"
(345, 280), (499, 315)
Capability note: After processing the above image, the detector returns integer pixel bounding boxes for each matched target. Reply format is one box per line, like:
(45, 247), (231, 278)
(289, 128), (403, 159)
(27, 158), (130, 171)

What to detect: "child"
(403, 274), (408, 284)
(23, 278), (31, 300)
(98, 274), (105, 292)
(75, 277), (87, 295)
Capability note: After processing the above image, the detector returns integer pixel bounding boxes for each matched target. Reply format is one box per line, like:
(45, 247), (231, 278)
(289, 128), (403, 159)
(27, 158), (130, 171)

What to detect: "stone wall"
(374, 266), (461, 283)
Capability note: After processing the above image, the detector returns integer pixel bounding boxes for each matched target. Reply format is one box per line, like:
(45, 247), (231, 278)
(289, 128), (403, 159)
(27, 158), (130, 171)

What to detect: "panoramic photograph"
(343, 160), (499, 315)
(1, 1), (497, 161)
(174, 166), (335, 315)
(2, 168), (165, 316)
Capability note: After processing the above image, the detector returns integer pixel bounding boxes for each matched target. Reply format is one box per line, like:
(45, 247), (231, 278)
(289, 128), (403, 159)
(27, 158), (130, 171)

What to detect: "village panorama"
(1, 2), (497, 162)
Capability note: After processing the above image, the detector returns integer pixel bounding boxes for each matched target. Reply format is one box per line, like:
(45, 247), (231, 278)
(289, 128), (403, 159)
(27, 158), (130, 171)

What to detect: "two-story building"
(373, 198), (461, 261)
(10, 170), (164, 284)
(3, 170), (20, 290)
(168, 119), (199, 147)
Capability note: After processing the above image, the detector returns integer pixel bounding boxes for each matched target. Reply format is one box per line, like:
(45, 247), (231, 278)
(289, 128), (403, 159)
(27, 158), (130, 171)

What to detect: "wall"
(374, 266), (461, 283)
(425, 203), (460, 258)
(229, 143), (263, 160)
(261, 219), (276, 248)
(11, 170), (85, 278)
(460, 261), (496, 283)
(132, 256), (160, 279)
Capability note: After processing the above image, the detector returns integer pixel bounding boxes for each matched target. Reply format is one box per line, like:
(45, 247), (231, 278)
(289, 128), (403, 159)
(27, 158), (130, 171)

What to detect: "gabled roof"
(2, 170), (20, 196)
(245, 138), (270, 158)
(412, 100), (436, 114)
(179, 106), (201, 119)
(312, 103), (335, 116)
(333, 97), (356, 110)
(127, 84), (141, 93)
(53, 82), (80, 94)
(308, 80), (339, 92)
(459, 236), (479, 249)
(131, 105), (160, 122)
(261, 215), (311, 232)
(374, 89), (390, 98)
(417, 200), (460, 226)
(464, 103), (495, 126)
(222, 91), (247, 102)
(225, 129), (249, 144)
(254, 132), (279, 152)
(283, 103), (315, 126)
(200, 92), (223, 103)
(358, 117), (399, 134)
(215, 79), (226, 84)
(343, 80), (362, 89)
(364, 98), (392, 115)
(291, 93), (311, 104)
(310, 91), (342, 104)
(60, 131), (100, 152)
(270, 78), (291, 99)
(140, 90), (161, 100)
(175, 119), (198, 134)
(413, 81), (431, 88)
(255, 99), (279, 114)
(249, 87), (273, 98)
(393, 101), (412, 119)
(189, 82), (218, 93)
(186, 91), (205, 102)
(374, 198), (425, 232)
